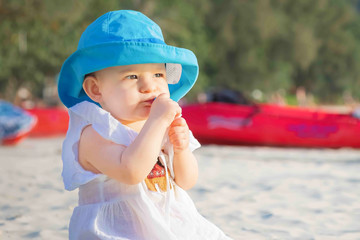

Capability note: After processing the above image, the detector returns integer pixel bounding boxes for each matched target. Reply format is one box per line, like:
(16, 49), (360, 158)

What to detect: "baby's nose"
(139, 76), (157, 93)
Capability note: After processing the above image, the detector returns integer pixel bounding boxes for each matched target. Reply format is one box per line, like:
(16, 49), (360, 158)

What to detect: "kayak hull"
(26, 108), (69, 137)
(182, 103), (360, 148)
(0, 101), (37, 145)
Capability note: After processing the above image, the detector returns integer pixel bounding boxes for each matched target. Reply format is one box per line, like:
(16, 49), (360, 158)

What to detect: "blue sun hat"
(57, 10), (199, 108)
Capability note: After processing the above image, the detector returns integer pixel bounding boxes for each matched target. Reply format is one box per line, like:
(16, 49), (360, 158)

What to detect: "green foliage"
(1, 0), (360, 103)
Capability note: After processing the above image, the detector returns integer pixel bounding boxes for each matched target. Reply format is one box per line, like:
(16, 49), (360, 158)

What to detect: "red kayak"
(182, 102), (360, 148)
(26, 108), (69, 137)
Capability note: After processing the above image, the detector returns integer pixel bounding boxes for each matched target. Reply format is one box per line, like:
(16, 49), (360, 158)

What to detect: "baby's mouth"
(144, 98), (155, 104)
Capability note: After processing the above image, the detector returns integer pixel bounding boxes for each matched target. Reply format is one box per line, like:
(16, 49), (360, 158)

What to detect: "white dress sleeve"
(61, 101), (138, 191)
(61, 109), (102, 191)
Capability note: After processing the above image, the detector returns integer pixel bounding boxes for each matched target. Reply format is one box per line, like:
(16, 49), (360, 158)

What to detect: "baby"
(58, 10), (232, 239)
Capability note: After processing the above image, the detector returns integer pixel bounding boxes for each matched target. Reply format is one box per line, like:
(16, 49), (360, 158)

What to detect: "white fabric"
(166, 63), (182, 84)
(61, 101), (232, 240)
(353, 107), (360, 119)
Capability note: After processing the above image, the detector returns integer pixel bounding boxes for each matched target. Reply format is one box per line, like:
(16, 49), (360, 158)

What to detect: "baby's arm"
(78, 94), (181, 185)
(168, 118), (199, 190)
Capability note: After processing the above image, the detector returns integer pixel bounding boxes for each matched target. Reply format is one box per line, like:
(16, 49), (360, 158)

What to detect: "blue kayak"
(0, 100), (37, 145)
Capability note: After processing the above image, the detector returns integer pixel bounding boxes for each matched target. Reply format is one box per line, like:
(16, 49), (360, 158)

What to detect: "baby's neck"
(123, 120), (146, 133)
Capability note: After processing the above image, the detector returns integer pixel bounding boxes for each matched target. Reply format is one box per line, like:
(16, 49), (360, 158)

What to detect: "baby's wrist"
(145, 116), (170, 133)
(147, 114), (173, 127)
(173, 145), (190, 155)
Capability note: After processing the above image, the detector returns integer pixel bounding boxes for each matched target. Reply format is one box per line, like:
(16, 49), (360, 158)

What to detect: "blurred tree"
(0, 1), (86, 99)
(0, 0), (360, 103)
(205, 0), (360, 102)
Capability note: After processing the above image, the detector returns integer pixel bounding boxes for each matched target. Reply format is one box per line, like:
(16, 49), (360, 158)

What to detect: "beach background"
(2, 1), (360, 239)
(1, 137), (359, 240)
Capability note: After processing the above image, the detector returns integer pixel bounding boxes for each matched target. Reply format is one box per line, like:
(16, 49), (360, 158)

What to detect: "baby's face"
(96, 63), (170, 125)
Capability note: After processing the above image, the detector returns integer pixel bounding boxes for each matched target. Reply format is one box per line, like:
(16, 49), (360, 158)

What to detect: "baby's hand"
(149, 93), (181, 126)
(168, 117), (189, 153)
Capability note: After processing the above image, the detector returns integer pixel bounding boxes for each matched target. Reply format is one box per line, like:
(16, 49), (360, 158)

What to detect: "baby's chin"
(116, 115), (149, 127)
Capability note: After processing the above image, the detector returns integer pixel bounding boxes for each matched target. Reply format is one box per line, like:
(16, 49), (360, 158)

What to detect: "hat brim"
(58, 41), (199, 108)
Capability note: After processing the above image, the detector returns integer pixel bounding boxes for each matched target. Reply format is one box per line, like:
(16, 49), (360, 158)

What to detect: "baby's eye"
(154, 73), (164, 78)
(126, 75), (138, 80)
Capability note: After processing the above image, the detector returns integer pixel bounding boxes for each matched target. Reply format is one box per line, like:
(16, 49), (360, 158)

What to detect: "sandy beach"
(1, 137), (360, 239)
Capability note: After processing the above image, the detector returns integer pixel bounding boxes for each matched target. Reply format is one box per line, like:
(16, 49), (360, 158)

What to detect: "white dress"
(62, 101), (232, 240)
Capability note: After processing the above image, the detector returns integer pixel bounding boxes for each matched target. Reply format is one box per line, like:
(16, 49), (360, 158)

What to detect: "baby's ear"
(83, 75), (102, 103)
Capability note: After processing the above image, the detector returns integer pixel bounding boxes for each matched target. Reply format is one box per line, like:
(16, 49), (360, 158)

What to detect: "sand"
(1, 137), (360, 239)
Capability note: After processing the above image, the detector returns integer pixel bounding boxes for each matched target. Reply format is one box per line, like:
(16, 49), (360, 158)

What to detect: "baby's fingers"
(168, 128), (189, 151)
(168, 126), (188, 139)
(170, 117), (187, 128)
(168, 118), (188, 138)
(156, 92), (170, 100)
